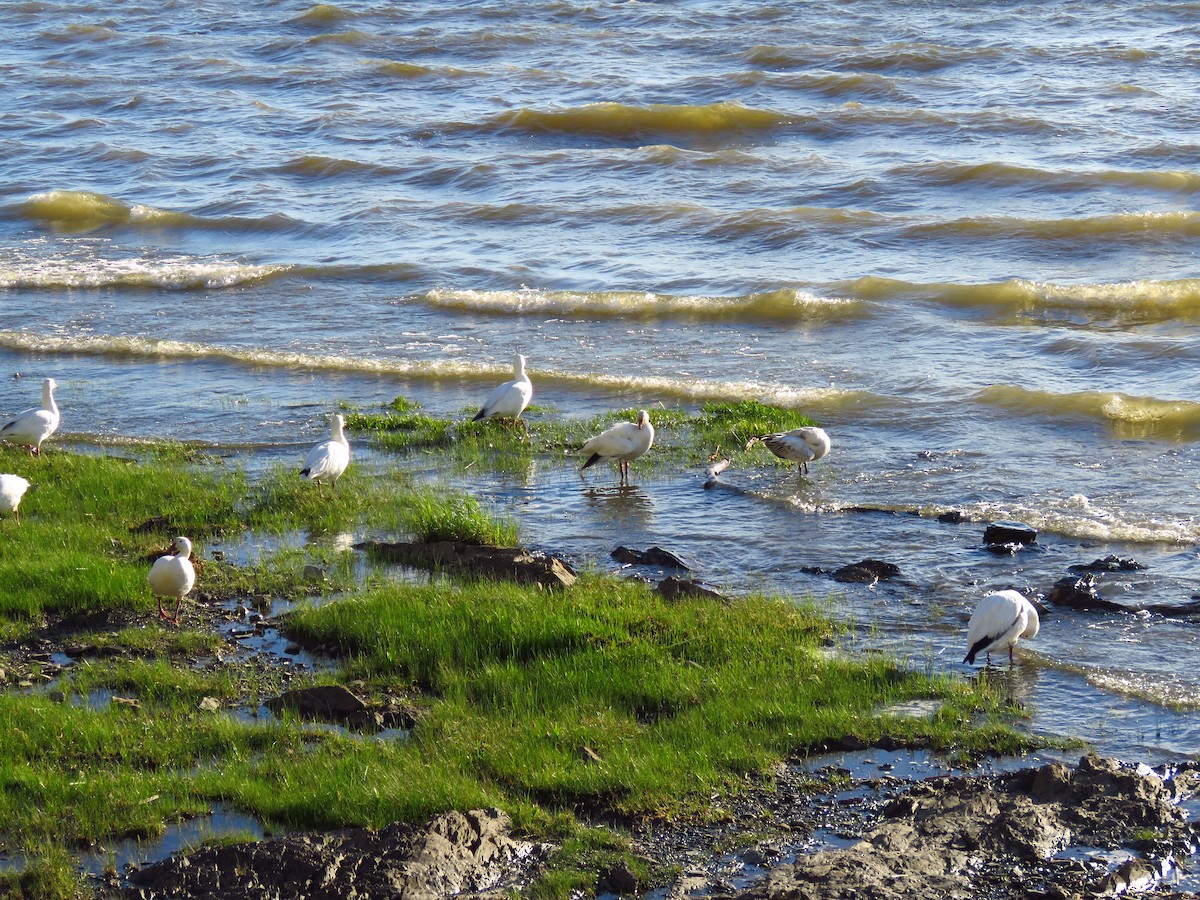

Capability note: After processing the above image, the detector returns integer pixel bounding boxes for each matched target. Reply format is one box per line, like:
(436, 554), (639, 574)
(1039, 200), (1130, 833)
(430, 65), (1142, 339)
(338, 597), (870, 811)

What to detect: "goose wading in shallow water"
(148, 536), (196, 625)
(0, 377), (60, 456)
(749, 426), (830, 475)
(0, 474), (30, 524)
(963, 589), (1040, 666)
(580, 410), (655, 484)
(472, 354), (533, 425)
(300, 413), (350, 489)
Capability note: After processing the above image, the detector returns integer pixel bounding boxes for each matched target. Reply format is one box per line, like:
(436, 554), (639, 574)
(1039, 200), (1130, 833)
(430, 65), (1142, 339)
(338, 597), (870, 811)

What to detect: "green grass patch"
(402, 486), (519, 545)
(286, 576), (1035, 817)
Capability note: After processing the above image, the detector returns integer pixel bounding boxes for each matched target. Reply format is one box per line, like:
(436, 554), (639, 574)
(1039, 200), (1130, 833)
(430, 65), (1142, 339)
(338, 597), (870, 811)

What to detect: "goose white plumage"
(148, 536), (196, 624)
(300, 413), (350, 488)
(0, 474), (31, 524)
(580, 410), (655, 483)
(963, 589), (1040, 666)
(752, 426), (830, 474)
(473, 354), (533, 423)
(0, 377), (60, 456)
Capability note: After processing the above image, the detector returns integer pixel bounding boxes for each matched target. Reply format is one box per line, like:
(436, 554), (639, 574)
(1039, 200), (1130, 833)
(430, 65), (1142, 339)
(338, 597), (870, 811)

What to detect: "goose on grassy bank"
(963, 589), (1040, 666)
(149, 536), (196, 625)
(580, 410), (655, 484)
(0, 474), (30, 523)
(472, 354), (533, 424)
(0, 377), (60, 456)
(300, 413), (350, 489)
(749, 426), (830, 475)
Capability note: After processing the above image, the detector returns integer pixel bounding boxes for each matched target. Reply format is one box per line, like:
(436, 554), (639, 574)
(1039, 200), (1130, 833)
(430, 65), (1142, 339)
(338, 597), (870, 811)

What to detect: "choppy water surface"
(2, 1), (1199, 760)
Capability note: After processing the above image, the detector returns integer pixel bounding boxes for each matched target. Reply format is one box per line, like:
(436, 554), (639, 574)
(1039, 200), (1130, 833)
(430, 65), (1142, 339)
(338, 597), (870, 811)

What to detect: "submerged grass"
(343, 397), (819, 471)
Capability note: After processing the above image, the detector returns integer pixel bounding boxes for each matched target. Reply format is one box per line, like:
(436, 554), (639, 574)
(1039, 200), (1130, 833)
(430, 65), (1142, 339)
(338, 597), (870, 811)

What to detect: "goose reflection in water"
(581, 484), (655, 526)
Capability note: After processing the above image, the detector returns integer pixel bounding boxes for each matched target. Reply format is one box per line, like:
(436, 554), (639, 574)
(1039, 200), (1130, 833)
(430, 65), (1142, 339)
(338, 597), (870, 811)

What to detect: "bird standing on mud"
(149, 536), (197, 625)
(300, 413), (350, 489)
(580, 410), (655, 484)
(963, 589), (1040, 666)
(748, 426), (830, 474)
(0, 377), (60, 456)
(0, 474), (30, 523)
(472, 354), (533, 425)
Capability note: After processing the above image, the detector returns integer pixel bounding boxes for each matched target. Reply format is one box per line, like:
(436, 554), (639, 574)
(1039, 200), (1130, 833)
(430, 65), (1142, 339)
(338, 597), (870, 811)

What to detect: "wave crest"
(420, 287), (866, 324)
(977, 385), (1200, 440)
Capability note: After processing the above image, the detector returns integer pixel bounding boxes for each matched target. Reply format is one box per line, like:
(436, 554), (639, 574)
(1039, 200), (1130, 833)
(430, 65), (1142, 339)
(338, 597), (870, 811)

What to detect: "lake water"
(2, 0), (1199, 762)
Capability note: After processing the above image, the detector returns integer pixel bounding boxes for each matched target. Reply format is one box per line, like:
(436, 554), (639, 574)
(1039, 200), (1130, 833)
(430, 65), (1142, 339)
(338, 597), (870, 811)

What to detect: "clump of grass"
(286, 575), (1036, 818)
(342, 397), (821, 470)
(402, 486), (518, 545)
(0, 845), (89, 899)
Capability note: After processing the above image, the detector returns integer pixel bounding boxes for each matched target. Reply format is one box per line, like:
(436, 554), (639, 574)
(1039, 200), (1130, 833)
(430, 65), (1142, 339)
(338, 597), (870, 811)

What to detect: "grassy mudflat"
(0, 432), (1035, 899)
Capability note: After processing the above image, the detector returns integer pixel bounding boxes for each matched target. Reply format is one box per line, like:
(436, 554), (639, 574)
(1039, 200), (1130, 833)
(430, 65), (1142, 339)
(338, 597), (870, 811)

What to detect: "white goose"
(963, 589), (1040, 666)
(751, 426), (830, 475)
(148, 536), (197, 624)
(300, 413), (350, 489)
(0, 378), (60, 456)
(580, 410), (655, 484)
(472, 354), (533, 423)
(0, 474), (31, 523)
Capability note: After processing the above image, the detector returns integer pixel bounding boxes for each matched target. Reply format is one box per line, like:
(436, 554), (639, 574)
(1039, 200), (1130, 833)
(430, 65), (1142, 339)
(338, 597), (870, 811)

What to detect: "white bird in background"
(148, 536), (197, 624)
(750, 426), (830, 475)
(0, 474), (31, 524)
(963, 589), (1041, 666)
(0, 377), (60, 456)
(580, 410), (655, 484)
(300, 413), (350, 489)
(472, 354), (533, 424)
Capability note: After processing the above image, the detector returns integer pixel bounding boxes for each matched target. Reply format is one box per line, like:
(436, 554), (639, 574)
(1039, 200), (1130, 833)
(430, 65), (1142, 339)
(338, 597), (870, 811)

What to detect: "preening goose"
(580, 410), (655, 484)
(148, 536), (197, 625)
(750, 426), (830, 475)
(963, 589), (1040, 666)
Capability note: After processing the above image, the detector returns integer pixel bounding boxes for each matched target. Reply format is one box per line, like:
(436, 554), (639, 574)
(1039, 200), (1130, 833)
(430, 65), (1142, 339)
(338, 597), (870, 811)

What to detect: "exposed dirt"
(104, 753), (1200, 900)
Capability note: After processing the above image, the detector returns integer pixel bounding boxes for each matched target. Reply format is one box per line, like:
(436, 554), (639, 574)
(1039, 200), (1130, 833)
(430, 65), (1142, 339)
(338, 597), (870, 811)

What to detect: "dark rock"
(611, 545), (691, 570)
(1068, 554), (1146, 573)
(937, 510), (965, 524)
(1045, 573), (1124, 613)
(598, 860), (638, 895)
(656, 576), (724, 602)
(265, 684), (367, 722)
(358, 540), (576, 590)
(832, 559), (901, 584)
(983, 522), (1038, 554)
(126, 807), (551, 900)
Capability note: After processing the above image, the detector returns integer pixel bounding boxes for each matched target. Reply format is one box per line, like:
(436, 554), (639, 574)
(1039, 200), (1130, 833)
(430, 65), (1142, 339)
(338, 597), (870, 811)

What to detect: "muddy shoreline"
(110, 750), (1200, 899)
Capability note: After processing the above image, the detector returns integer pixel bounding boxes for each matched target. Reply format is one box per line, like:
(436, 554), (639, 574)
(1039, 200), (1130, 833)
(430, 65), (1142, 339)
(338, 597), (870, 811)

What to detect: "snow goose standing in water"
(149, 536), (196, 624)
(750, 426), (830, 475)
(963, 589), (1040, 666)
(580, 410), (655, 484)
(300, 413), (350, 489)
(0, 474), (30, 523)
(0, 377), (60, 456)
(472, 354), (533, 425)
